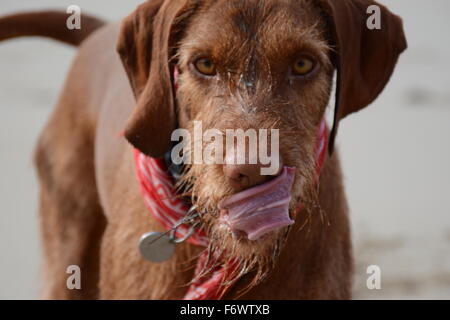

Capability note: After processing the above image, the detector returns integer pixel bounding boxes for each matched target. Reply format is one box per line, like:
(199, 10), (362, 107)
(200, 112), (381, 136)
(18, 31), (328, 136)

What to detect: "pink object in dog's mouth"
(218, 167), (296, 241)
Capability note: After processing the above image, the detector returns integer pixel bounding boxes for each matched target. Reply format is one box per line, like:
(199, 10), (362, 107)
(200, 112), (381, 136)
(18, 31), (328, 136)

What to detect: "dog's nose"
(223, 163), (270, 191)
(223, 163), (275, 191)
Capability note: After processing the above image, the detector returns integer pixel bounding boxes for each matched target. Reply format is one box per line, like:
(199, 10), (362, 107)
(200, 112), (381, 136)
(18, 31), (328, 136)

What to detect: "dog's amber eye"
(194, 58), (216, 76)
(293, 57), (315, 76)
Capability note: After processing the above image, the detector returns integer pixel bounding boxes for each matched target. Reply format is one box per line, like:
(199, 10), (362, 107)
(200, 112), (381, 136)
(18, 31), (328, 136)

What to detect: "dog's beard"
(205, 225), (290, 296)
(175, 149), (321, 296)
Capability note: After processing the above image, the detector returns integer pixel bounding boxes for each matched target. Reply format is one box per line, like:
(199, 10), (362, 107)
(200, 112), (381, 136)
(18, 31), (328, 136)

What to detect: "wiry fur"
(0, 0), (406, 299)
(173, 0), (334, 293)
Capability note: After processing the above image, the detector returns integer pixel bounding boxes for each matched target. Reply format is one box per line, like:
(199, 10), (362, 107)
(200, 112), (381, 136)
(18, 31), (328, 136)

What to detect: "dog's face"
(175, 0), (332, 257)
(118, 0), (406, 286)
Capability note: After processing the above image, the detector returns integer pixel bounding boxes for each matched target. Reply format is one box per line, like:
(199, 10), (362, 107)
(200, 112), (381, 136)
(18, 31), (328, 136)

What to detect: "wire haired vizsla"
(0, 0), (406, 299)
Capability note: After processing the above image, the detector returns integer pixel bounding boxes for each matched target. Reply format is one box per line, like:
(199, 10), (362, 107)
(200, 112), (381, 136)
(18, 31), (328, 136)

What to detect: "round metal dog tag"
(139, 232), (175, 263)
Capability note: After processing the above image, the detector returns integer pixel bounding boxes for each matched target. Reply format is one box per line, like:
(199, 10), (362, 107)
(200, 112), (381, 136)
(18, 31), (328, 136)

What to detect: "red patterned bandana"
(133, 118), (328, 300)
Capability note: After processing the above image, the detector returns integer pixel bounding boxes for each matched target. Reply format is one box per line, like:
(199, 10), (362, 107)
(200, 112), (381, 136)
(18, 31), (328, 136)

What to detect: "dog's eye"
(194, 58), (216, 76)
(292, 57), (315, 76)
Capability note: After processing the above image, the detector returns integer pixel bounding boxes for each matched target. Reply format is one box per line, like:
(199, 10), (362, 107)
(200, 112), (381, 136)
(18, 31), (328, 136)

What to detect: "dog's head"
(118, 0), (406, 283)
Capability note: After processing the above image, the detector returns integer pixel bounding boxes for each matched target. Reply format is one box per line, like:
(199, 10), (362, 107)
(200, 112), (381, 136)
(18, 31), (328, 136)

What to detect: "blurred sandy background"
(0, 0), (449, 299)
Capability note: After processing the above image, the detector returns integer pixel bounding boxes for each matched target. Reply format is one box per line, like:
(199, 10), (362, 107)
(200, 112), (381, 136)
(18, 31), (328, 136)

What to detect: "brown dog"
(0, 0), (406, 299)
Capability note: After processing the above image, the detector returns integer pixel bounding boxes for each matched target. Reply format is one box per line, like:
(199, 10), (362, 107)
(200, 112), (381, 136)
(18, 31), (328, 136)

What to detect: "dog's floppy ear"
(319, 0), (407, 153)
(117, 0), (190, 157)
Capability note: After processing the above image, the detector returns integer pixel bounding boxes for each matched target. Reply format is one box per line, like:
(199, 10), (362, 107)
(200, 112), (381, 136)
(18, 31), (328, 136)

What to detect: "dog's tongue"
(219, 167), (296, 241)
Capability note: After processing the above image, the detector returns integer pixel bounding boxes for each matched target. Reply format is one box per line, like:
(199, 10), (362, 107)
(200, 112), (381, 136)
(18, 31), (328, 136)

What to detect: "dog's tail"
(0, 10), (105, 47)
